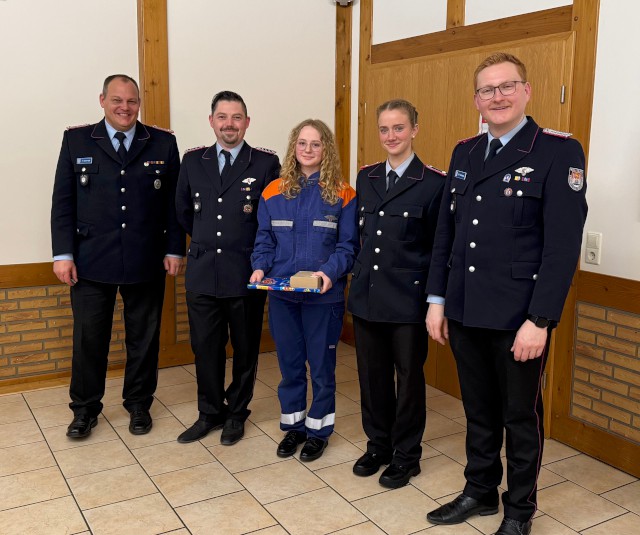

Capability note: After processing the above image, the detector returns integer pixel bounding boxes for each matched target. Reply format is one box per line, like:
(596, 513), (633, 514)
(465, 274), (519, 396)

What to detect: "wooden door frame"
(346, 0), (600, 438)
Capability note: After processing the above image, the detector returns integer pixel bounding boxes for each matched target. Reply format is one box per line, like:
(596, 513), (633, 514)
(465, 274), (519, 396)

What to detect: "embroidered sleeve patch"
(568, 167), (584, 191)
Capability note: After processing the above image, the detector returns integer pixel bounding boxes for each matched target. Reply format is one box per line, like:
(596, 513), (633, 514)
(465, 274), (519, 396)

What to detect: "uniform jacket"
(51, 119), (184, 284)
(426, 117), (588, 329)
(176, 142), (280, 297)
(347, 155), (445, 322)
(251, 176), (359, 304)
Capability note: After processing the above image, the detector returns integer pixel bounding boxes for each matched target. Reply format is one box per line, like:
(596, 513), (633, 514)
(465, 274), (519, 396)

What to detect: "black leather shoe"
(299, 437), (327, 462)
(379, 463), (421, 488)
(177, 419), (224, 443)
(66, 415), (98, 438)
(277, 431), (307, 458)
(353, 452), (392, 477)
(129, 410), (152, 435)
(220, 419), (244, 445)
(427, 493), (499, 525)
(495, 517), (532, 535)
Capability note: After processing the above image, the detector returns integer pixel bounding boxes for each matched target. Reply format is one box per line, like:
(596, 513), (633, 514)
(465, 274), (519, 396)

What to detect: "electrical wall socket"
(585, 231), (602, 265)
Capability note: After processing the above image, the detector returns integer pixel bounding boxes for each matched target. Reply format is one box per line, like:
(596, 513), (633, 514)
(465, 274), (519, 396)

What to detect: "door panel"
(360, 33), (575, 403)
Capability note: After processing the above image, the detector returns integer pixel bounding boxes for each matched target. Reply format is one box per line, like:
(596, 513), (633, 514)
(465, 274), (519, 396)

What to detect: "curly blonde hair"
(279, 119), (345, 205)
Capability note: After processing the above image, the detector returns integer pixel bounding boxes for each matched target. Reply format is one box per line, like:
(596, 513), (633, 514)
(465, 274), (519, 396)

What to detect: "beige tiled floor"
(0, 342), (638, 535)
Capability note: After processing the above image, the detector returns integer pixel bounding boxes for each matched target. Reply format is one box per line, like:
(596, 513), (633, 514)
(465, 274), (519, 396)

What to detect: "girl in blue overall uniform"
(250, 119), (358, 461)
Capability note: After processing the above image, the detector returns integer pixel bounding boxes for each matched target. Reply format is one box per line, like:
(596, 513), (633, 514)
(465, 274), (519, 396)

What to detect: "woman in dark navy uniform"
(348, 100), (445, 488)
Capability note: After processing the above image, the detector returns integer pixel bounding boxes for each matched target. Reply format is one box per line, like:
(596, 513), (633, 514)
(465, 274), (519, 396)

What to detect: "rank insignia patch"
(568, 167), (584, 191)
(503, 174), (511, 183)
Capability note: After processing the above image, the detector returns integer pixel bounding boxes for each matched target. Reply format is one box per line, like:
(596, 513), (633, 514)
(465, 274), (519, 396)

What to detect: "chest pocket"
(145, 164), (167, 193)
(450, 179), (470, 223)
(501, 180), (543, 228)
(74, 163), (99, 188)
(240, 194), (260, 221)
(386, 204), (424, 242)
(313, 208), (340, 246)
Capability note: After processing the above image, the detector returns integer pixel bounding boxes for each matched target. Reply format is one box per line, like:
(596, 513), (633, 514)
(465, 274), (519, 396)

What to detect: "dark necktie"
(484, 138), (503, 166)
(114, 131), (128, 164)
(387, 170), (399, 192)
(220, 150), (232, 182)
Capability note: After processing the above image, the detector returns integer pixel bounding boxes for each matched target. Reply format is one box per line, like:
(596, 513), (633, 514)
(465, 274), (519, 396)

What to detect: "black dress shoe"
(495, 517), (532, 535)
(277, 431), (307, 458)
(66, 415), (98, 438)
(220, 419), (244, 445)
(427, 493), (499, 525)
(177, 419), (224, 443)
(378, 463), (421, 488)
(129, 409), (152, 435)
(299, 437), (327, 462)
(353, 452), (392, 477)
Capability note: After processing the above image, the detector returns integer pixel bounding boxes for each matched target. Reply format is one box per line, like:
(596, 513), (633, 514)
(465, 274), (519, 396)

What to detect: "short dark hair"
(211, 90), (247, 116)
(376, 99), (418, 127)
(102, 74), (140, 98)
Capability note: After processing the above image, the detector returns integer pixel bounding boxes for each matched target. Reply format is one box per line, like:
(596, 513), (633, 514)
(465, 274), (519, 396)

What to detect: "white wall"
(373, 0), (446, 44)
(0, 0), (138, 265)
(167, 0), (336, 162)
(357, 1), (640, 282)
(465, 0), (568, 26)
(582, 0), (640, 280)
(0, 0), (336, 266)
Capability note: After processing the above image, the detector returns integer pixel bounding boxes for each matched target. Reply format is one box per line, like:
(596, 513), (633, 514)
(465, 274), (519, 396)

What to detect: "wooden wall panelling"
(446, 0), (465, 29)
(551, 270), (640, 477)
(371, 6), (573, 64)
(335, 3), (353, 181)
(357, 0), (373, 169)
(137, 0), (182, 364)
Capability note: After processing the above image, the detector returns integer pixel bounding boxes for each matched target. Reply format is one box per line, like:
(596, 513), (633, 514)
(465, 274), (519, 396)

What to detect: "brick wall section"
(0, 286), (126, 380)
(572, 302), (640, 445)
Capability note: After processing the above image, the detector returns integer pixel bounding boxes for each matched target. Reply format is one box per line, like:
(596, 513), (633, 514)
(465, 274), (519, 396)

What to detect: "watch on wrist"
(527, 314), (551, 328)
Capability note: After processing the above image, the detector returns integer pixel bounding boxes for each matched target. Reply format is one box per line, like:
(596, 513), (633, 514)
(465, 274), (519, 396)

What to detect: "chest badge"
(504, 187), (513, 197)
(515, 166), (534, 176)
(243, 202), (253, 214)
(454, 170), (467, 180)
(325, 215), (338, 223)
(154, 179), (162, 190)
(502, 173), (511, 183)
(242, 177), (256, 185)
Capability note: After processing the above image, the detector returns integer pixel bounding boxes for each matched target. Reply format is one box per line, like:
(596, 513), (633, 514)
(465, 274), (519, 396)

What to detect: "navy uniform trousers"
(186, 291), (266, 422)
(70, 278), (166, 417)
(353, 317), (428, 466)
(448, 320), (551, 522)
(269, 295), (345, 440)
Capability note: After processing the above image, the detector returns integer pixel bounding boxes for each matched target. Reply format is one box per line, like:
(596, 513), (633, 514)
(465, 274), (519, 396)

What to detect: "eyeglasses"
(297, 141), (323, 152)
(475, 81), (526, 101)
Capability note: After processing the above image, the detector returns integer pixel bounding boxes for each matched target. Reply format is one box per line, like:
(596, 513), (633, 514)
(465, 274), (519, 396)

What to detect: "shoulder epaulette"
(66, 123), (90, 130)
(184, 145), (206, 154)
(542, 127), (572, 139)
(255, 146), (276, 155)
(457, 134), (482, 145)
(425, 164), (446, 176)
(360, 160), (382, 170)
(150, 125), (175, 134)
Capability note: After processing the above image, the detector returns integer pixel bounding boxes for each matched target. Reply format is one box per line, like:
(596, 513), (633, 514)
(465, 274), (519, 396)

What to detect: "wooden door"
(360, 33), (576, 408)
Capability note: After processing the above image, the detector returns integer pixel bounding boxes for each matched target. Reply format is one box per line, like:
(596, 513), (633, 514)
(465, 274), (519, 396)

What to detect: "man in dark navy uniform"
(175, 91), (280, 446)
(51, 74), (184, 439)
(425, 53), (587, 535)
